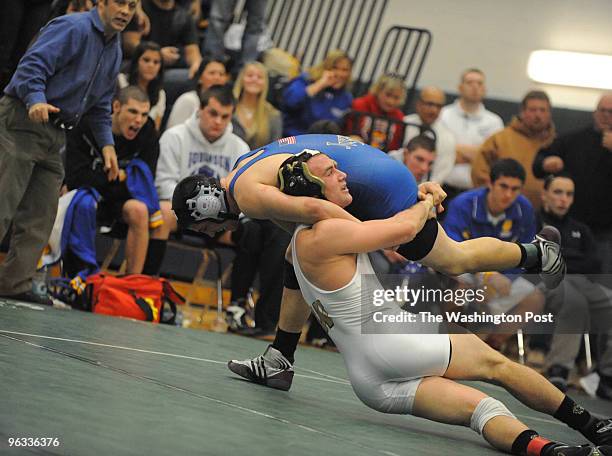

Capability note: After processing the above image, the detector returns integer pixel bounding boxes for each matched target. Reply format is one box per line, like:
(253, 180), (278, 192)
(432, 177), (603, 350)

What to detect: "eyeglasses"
(419, 100), (444, 109)
(597, 108), (612, 115)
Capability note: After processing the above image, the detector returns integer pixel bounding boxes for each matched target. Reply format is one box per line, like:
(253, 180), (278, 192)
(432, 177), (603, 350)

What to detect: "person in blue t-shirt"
(444, 158), (545, 349)
(0, 0), (138, 305)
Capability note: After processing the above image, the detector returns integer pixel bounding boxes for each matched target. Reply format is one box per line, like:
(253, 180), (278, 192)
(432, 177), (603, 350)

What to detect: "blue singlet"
(229, 134), (418, 221)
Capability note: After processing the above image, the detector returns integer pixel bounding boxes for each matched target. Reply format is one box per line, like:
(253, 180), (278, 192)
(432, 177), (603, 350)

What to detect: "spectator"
(389, 134), (436, 184)
(65, 86), (161, 275)
(166, 57), (228, 129)
(0, 0), (53, 90)
(149, 84), (249, 273)
(471, 90), (555, 210)
(348, 72), (406, 151)
(231, 61), (282, 149)
(443, 159), (544, 349)
(203, 0), (268, 73)
(0, 0), (132, 304)
(533, 93), (612, 273)
(402, 86), (456, 184)
(118, 41), (166, 131)
(440, 68), (504, 198)
(225, 216), (291, 337)
(536, 174), (612, 397)
(122, 0), (203, 103)
(48, 0), (94, 19)
(282, 49), (353, 136)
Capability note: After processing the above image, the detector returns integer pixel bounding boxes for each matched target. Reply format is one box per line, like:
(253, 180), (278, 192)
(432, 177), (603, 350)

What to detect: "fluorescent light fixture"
(527, 50), (612, 90)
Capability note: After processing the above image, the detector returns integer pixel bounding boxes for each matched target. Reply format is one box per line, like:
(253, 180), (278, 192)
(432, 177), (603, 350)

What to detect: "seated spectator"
(122, 0), (203, 104)
(347, 72), (406, 151)
(203, 0), (267, 72)
(402, 86), (456, 184)
(150, 85), (249, 273)
(118, 41), (166, 131)
(232, 61), (282, 149)
(166, 57), (229, 129)
(282, 49), (353, 136)
(533, 93), (612, 273)
(389, 134), (436, 184)
(440, 68), (504, 199)
(443, 159), (545, 349)
(537, 174), (612, 397)
(65, 86), (162, 275)
(471, 90), (555, 210)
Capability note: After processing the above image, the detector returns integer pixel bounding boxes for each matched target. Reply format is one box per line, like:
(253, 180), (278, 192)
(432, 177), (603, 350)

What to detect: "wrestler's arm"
(238, 183), (359, 224)
(309, 195), (435, 256)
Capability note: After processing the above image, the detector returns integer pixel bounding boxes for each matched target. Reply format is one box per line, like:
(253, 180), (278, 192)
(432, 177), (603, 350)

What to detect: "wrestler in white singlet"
(291, 224), (452, 414)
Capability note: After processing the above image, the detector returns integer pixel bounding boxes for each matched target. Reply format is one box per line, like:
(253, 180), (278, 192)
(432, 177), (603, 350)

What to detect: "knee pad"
(470, 397), (516, 435)
(397, 218), (438, 260)
(283, 259), (300, 290)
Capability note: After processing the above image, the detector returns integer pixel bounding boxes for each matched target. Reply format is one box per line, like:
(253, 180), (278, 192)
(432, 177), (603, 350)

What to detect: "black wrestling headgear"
(172, 175), (238, 227)
(278, 149), (327, 198)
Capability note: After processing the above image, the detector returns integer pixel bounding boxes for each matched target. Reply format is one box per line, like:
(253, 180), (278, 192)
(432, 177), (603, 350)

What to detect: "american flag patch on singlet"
(278, 136), (296, 145)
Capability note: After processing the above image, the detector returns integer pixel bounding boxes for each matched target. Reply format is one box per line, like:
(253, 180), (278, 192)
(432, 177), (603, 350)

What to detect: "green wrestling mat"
(1, 301), (611, 455)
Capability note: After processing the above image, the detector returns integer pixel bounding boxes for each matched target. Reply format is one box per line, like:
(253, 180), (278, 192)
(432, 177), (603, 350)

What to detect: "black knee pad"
(397, 218), (439, 260)
(283, 259), (301, 290)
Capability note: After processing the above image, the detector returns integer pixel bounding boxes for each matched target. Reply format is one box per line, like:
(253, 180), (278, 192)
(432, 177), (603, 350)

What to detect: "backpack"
(83, 273), (184, 324)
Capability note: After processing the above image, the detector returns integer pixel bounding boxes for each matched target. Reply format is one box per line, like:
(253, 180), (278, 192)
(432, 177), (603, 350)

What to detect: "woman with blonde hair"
(282, 49), (353, 136)
(348, 72), (407, 151)
(232, 61), (282, 149)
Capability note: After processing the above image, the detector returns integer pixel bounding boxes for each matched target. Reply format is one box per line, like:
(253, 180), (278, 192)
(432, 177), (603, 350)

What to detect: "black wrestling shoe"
(584, 419), (612, 446)
(532, 226), (566, 289)
(227, 345), (294, 391)
(545, 444), (605, 456)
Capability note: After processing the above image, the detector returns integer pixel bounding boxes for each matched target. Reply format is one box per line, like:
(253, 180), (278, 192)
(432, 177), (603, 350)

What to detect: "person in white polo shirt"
(440, 68), (503, 199)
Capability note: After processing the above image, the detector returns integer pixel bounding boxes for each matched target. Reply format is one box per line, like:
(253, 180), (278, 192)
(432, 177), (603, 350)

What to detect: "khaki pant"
(0, 96), (64, 295)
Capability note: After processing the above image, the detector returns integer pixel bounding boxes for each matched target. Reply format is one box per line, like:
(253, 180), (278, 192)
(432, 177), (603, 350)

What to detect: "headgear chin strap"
(278, 149), (329, 199)
(172, 175), (238, 227)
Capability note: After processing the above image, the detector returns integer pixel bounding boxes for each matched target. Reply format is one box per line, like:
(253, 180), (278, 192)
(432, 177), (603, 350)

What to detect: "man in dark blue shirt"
(0, 0), (138, 304)
(443, 159), (545, 349)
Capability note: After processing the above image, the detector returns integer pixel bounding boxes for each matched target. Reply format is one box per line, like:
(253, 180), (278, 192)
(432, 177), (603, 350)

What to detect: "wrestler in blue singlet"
(229, 134), (418, 221)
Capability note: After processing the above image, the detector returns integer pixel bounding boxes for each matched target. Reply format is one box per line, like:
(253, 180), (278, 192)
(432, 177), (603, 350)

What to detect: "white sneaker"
(580, 372), (601, 398)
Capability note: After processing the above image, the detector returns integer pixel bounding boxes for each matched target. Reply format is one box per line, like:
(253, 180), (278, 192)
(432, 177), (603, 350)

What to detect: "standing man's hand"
(603, 130), (612, 151)
(28, 103), (60, 123)
(102, 145), (119, 181)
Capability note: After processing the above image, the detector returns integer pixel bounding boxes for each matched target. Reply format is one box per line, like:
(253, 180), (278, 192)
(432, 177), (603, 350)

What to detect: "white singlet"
(291, 225), (451, 414)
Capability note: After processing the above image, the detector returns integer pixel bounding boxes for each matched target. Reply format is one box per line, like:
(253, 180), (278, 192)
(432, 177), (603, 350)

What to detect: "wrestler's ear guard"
(278, 150), (326, 198)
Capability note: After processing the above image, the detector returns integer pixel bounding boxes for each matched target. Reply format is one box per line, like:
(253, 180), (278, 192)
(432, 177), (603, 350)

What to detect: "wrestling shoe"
(532, 226), (566, 289)
(227, 345), (294, 391)
(545, 444), (606, 456)
(583, 419), (612, 446)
